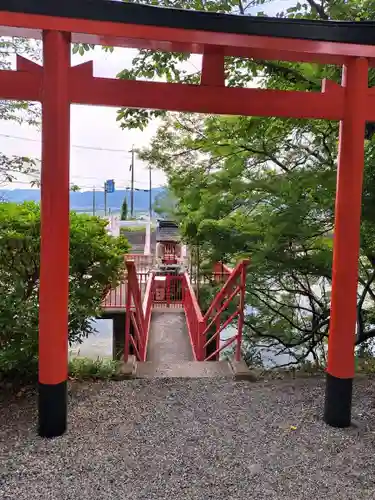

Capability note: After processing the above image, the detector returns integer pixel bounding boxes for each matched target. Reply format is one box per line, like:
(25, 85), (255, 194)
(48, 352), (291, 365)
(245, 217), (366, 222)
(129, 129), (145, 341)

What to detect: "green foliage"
(152, 189), (177, 219)
(68, 357), (120, 380)
(121, 197), (128, 220)
(0, 202), (130, 376)
(133, 0), (375, 365)
(0, 38), (41, 186)
(70, 0), (375, 365)
(141, 111), (338, 365)
(112, 0), (375, 129)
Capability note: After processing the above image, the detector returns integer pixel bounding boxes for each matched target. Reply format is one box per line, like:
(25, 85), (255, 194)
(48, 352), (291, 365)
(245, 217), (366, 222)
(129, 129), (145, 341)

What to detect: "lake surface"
(69, 319), (113, 359)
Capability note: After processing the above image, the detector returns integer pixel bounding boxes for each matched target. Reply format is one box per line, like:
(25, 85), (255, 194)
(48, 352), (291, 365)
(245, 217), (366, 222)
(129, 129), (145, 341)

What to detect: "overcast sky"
(0, 0), (293, 191)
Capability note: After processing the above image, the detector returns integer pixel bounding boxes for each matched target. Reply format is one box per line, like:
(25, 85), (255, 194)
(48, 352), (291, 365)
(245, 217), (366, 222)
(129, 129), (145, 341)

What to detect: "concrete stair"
(125, 311), (257, 380)
(135, 360), (233, 378)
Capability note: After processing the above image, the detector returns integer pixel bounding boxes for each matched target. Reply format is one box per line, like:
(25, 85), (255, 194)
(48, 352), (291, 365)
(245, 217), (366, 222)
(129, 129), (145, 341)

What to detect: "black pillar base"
(38, 381), (67, 438)
(324, 372), (353, 428)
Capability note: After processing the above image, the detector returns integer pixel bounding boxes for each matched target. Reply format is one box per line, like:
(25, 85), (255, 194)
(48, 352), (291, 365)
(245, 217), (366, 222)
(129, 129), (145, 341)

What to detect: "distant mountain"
(0, 187), (166, 212)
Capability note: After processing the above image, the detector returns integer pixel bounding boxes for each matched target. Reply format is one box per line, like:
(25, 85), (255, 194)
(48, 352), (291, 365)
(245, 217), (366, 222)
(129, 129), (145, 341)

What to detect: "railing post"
(235, 263), (247, 362)
(215, 305), (221, 361)
(198, 320), (205, 361)
(124, 279), (132, 362)
(166, 275), (170, 307)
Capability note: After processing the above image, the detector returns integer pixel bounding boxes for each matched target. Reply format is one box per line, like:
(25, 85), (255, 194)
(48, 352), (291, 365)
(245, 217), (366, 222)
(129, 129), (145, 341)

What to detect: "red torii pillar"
(324, 57), (368, 427)
(38, 31), (70, 438)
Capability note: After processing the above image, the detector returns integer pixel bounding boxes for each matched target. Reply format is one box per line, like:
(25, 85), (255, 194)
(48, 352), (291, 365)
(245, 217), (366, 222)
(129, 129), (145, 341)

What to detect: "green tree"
(153, 189), (177, 219)
(0, 202), (130, 377)
(73, 0), (375, 365)
(125, 0), (375, 367)
(139, 112), (337, 365)
(121, 196), (128, 220)
(0, 37), (41, 185)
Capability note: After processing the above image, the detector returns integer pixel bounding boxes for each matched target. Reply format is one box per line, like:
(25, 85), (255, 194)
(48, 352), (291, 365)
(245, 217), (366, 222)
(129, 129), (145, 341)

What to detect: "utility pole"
(92, 186), (96, 216)
(149, 164), (152, 220)
(129, 145), (135, 218)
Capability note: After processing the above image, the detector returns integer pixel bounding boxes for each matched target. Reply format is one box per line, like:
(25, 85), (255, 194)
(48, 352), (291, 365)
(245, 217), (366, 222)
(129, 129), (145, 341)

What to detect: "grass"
(68, 357), (122, 381)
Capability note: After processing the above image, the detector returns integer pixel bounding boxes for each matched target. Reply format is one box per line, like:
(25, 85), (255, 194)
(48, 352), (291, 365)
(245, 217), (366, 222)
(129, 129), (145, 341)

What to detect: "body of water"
(71, 311), (295, 368)
(69, 319), (113, 359)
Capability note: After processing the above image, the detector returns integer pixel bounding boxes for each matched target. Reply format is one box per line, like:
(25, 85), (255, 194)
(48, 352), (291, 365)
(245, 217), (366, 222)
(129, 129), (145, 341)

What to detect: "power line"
(1, 179), (164, 190)
(18, 171), (158, 187)
(0, 133), (134, 155)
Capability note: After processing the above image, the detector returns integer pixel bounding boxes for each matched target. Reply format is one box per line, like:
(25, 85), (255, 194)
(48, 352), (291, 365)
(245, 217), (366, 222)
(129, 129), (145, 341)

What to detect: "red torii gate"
(1, 0), (374, 437)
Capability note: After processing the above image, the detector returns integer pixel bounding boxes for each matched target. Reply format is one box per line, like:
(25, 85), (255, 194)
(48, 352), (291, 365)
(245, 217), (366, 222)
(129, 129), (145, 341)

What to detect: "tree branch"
(306, 0), (329, 19)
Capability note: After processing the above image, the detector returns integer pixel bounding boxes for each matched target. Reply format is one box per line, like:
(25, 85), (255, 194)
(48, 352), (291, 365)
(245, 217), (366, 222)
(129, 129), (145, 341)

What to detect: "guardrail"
(124, 260), (154, 362)
(182, 272), (204, 360)
(182, 259), (249, 361)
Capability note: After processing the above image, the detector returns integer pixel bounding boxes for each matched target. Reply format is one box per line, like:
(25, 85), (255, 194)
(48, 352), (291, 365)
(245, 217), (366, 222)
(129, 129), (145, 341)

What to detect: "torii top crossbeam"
(1, 0), (375, 121)
(1, 0), (375, 66)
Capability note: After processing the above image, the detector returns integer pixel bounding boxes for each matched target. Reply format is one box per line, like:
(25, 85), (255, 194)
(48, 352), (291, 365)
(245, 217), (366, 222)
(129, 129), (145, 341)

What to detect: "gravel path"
(1, 377), (375, 499)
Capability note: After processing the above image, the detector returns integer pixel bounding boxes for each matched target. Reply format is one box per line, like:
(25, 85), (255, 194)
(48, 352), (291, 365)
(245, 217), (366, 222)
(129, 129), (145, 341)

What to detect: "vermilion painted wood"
(182, 272), (204, 361)
(2, 11), (375, 65)
(0, 64), (345, 120)
(201, 51), (225, 87)
(201, 259), (249, 362)
(63, 75), (347, 120)
(38, 31), (70, 386)
(142, 273), (154, 357)
(126, 261), (148, 361)
(327, 58), (369, 379)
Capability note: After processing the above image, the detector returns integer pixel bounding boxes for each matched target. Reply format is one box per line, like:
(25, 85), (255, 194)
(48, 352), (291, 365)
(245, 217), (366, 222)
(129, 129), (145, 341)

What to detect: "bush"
(68, 357), (120, 380)
(0, 202), (130, 377)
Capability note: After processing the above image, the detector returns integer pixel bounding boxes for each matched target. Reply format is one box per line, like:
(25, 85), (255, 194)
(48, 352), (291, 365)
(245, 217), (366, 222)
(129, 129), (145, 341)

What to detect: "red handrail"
(182, 272), (205, 360)
(202, 259), (249, 362)
(124, 260), (154, 362)
(142, 270), (154, 353)
(212, 261), (232, 283)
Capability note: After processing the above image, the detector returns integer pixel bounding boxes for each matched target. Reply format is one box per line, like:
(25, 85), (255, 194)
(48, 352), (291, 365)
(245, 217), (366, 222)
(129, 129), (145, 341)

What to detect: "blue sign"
(105, 179), (115, 193)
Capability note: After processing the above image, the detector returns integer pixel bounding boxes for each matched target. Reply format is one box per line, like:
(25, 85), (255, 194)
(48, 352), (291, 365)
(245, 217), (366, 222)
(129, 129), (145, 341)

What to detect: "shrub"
(0, 202), (130, 377)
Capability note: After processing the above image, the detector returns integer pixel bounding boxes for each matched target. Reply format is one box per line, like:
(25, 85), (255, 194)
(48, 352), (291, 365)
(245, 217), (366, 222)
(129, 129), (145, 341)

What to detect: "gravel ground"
(1, 377), (375, 499)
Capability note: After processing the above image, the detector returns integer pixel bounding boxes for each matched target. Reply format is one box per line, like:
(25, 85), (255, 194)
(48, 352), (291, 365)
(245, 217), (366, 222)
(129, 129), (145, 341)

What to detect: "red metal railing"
(202, 259), (249, 361)
(189, 262), (232, 285)
(152, 275), (184, 308)
(126, 253), (154, 274)
(212, 261), (232, 283)
(102, 251), (247, 363)
(182, 272), (204, 360)
(102, 253), (153, 310)
(182, 259), (249, 361)
(124, 260), (154, 362)
(102, 281), (127, 309)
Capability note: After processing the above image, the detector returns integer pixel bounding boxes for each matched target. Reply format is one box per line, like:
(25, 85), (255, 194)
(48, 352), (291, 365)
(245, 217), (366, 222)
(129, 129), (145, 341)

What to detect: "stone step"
(135, 360), (234, 378)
